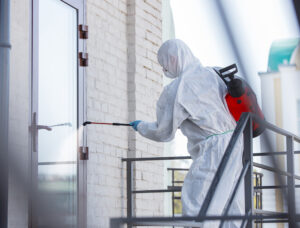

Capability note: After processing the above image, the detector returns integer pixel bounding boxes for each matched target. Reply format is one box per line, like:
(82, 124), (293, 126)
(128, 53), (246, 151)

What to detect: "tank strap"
(206, 129), (234, 140)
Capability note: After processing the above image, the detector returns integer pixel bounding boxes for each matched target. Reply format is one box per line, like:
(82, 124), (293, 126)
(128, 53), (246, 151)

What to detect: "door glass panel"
(38, 0), (77, 226)
(39, 0), (77, 163)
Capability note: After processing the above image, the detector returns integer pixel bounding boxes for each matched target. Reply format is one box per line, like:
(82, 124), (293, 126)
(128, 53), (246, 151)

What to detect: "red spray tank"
(214, 64), (265, 137)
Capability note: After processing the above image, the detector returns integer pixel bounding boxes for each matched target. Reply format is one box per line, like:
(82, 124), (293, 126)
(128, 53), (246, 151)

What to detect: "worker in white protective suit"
(130, 39), (244, 227)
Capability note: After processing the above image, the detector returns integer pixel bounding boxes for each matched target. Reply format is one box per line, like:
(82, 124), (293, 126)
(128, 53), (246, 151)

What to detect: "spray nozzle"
(83, 121), (92, 126)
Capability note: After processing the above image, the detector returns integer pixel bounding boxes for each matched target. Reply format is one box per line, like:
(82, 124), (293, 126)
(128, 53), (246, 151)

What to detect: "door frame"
(30, 0), (87, 226)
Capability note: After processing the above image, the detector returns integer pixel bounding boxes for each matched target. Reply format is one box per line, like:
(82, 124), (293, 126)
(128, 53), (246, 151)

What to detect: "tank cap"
(228, 78), (245, 97)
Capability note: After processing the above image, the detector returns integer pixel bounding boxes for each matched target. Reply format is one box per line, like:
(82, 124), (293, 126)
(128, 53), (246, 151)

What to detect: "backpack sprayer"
(214, 64), (265, 137)
(83, 121), (132, 126)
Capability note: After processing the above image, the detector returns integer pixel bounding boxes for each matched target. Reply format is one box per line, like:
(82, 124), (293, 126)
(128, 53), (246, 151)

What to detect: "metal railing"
(167, 167), (188, 217)
(111, 113), (300, 227)
(167, 168), (263, 219)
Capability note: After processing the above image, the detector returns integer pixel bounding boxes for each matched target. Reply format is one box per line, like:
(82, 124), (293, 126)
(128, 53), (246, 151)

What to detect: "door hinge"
(79, 52), (88, 67)
(79, 25), (88, 39)
(79, 146), (89, 160)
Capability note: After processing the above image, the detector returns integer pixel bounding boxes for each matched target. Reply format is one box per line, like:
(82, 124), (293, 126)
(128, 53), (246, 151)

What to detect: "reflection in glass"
(38, 164), (77, 227)
(39, 0), (77, 163)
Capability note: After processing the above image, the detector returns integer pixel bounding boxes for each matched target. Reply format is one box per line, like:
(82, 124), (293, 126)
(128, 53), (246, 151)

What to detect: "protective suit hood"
(157, 39), (201, 79)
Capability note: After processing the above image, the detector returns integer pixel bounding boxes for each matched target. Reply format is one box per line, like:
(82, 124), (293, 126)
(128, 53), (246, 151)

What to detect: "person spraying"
(130, 39), (244, 227)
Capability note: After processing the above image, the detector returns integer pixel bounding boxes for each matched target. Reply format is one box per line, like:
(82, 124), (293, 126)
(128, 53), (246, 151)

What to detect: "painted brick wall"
(127, 0), (164, 218)
(86, 0), (128, 227)
(86, 0), (163, 227)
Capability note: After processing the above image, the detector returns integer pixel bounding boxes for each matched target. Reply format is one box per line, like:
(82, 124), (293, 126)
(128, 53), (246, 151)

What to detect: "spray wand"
(83, 121), (132, 126)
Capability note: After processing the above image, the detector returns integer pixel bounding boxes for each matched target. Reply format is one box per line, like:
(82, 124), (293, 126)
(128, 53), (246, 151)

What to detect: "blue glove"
(130, 120), (141, 131)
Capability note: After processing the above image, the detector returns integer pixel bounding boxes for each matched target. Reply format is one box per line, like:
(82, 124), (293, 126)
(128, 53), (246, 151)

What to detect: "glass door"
(31, 0), (85, 226)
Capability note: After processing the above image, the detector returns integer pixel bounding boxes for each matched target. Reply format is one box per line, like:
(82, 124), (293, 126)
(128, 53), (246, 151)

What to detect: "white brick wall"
(87, 0), (164, 226)
(126, 0), (164, 218)
(87, 0), (128, 227)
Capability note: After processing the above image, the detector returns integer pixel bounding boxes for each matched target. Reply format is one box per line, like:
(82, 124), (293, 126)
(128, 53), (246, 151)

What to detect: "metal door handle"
(37, 125), (52, 131)
(30, 112), (53, 152)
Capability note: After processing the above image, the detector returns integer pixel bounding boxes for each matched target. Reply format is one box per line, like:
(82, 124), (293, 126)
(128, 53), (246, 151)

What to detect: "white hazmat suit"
(137, 39), (244, 227)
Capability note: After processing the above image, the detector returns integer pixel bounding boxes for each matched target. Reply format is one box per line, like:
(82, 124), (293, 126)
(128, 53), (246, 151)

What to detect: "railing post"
(243, 115), (253, 228)
(172, 170), (175, 218)
(286, 136), (296, 228)
(127, 161), (133, 228)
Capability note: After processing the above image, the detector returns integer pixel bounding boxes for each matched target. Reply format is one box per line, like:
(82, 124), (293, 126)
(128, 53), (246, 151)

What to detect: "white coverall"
(137, 39), (244, 227)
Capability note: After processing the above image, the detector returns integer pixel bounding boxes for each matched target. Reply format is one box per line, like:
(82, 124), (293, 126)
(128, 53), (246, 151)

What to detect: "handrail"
(251, 113), (300, 142)
(167, 167), (189, 171)
(255, 185), (300, 189)
(131, 184), (300, 194)
(121, 151), (300, 160)
(253, 151), (300, 156)
(253, 162), (300, 180)
(133, 189), (179, 194)
(122, 156), (191, 162)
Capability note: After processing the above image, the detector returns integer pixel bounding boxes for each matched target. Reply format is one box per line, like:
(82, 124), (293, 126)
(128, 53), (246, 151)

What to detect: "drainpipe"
(0, 0), (10, 227)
